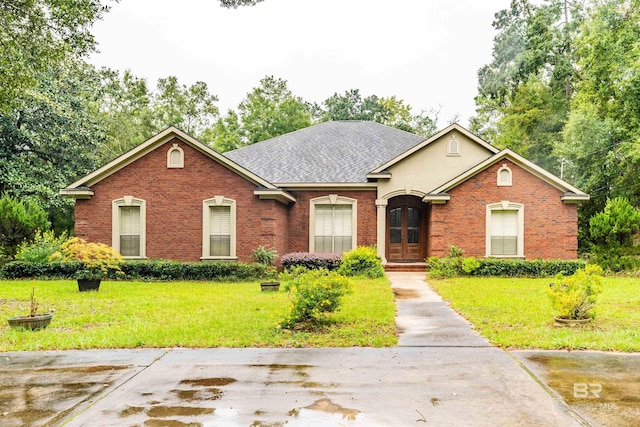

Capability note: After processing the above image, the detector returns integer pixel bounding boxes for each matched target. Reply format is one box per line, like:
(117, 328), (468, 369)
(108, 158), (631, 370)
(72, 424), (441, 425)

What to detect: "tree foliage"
(0, 0), (108, 112)
(0, 58), (106, 232)
(318, 89), (437, 137)
(209, 76), (311, 151)
(472, 0), (585, 173)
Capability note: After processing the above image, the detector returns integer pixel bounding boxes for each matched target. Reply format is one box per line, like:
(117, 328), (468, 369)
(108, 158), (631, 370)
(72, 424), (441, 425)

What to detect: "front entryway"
(386, 196), (427, 262)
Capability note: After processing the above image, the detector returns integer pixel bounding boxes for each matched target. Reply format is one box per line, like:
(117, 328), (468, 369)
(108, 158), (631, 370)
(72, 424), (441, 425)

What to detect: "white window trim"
(485, 201), (524, 258)
(497, 164), (512, 186)
(309, 195), (357, 253)
(447, 135), (460, 156)
(167, 143), (184, 168)
(202, 196), (237, 260)
(112, 196), (146, 259)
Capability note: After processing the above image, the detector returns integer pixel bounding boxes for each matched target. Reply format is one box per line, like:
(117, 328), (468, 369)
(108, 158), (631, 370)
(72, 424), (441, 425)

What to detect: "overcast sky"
(89, 0), (511, 128)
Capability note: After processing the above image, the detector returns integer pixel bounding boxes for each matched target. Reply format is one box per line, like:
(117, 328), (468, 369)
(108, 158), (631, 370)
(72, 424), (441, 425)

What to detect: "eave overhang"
(422, 193), (451, 204)
(59, 187), (94, 199)
(254, 188), (297, 204)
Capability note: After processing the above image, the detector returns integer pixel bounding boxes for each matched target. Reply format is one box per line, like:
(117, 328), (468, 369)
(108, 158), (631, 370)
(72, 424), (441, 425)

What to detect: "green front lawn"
(429, 277), (640, 351)
(0, 277), (397, 351)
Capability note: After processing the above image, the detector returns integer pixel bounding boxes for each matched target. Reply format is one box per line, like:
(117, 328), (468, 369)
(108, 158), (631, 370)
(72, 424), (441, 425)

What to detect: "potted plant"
(50, 237), (123, 291)
(547, 264), (604, 327)
(252, 246), (281, 292)
(8, 287), (53, 330)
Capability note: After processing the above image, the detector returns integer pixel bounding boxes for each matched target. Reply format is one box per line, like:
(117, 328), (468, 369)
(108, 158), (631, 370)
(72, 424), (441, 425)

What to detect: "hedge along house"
(61, 121), (589, 265)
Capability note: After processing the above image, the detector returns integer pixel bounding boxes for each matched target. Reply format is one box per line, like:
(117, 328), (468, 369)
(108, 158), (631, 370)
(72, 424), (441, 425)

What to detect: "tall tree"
(0, 0), (108, 112)
(99, 69), (156, 161)
(238, 76), (311, 144)
(320, 89), (437, 137)
(0, 59), (106, 232)
(472, 0), (586, 173)
(560, 0), (640, 215)
(152, 76), (219, 138)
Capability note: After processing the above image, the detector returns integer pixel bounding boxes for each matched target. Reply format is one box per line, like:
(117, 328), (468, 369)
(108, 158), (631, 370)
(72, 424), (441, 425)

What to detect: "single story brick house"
(61, 121), (589, 264)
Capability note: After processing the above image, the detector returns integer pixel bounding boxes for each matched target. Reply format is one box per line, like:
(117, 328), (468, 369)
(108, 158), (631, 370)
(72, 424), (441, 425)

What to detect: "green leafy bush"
(0, 259), (273, 281)
(589, 197), (640, 272)
(15, 230), (68, 263)
(547, 264), (604, 320)
(0, 193), (50, 263)
(278, 269), (352, 328)
(337, 246), (384, 278)
(473, 258), (586, 277)
(427, 254), (586, 278)
(0, 261), (82, 279)
(251, 245), (278, 266)
(426, 246), (479, 279)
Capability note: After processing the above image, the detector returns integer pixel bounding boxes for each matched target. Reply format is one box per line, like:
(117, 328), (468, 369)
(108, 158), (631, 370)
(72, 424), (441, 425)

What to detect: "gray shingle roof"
(224, 121), (425, 183)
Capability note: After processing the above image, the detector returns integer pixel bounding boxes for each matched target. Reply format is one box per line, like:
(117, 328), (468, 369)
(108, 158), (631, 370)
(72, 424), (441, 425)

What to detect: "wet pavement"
(0, 272), (637, 426)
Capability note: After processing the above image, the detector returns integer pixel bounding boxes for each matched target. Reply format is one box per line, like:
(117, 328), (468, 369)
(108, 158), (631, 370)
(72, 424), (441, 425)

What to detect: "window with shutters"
(486, 202), (524, 258)
(309, 195), (357, 254)
(112, 197), (146, 258)
(202, 197), (236, 259)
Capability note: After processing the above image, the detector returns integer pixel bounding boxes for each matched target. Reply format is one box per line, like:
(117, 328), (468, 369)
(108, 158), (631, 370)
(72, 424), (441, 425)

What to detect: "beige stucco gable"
(375, 127), (498, 199)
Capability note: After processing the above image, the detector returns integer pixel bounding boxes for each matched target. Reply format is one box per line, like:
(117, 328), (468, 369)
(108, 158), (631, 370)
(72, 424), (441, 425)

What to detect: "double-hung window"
(310, 195), (357, 254)
(209, 205), (231, 256)
(112, 197), (146, 258)
(202, 197), (236, 259)
(486, 202), (524, 258)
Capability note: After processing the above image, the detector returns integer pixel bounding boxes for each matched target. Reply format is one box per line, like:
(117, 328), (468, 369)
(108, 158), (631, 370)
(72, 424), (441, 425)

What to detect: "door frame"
(385, 195), (428, 262)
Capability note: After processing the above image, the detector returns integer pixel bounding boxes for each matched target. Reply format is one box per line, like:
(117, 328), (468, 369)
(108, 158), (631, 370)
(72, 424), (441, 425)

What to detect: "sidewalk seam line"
(506, 351), (592, 427)
(59, 349), (171, 426)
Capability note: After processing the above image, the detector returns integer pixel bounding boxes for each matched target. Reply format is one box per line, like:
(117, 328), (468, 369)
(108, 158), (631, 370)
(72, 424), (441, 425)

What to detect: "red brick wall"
(284, 190), (378, 254)
(428, 160), (579, 259)
(74, 138), (290, 262)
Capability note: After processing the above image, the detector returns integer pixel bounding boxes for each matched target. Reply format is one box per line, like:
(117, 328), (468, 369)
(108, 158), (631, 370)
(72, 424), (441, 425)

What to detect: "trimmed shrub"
(473, 258), (586, 277)
(278, 269), (353, 328)
(0, 259), (272, 281)
(337, 246), (384, 278)
(0, 261), (82, 279)
(426, 256), (587, 278)
(281, 252), (342, 271)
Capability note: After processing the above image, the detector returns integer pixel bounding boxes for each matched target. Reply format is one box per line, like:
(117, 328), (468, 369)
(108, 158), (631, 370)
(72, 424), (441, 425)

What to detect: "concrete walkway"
(1, 273), (588, 426)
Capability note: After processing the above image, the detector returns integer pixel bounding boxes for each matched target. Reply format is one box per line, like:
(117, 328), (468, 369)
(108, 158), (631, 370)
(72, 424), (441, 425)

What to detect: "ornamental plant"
(547, 264), (604, 320)
(15, 230), (68, 263)
(50, 237), (123, 280)
(337, 245), (384, 278)
(277, 269), (352, 329)
(251, 245), (279, 266)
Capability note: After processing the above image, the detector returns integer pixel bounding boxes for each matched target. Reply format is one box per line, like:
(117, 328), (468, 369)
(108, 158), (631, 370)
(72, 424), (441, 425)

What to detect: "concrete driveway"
(0, 272), (635, 426)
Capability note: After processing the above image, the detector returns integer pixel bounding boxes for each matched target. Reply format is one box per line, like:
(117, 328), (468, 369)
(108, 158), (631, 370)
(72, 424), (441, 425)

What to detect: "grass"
(429, 276), (640, 351)
(0, 277), (397, 351)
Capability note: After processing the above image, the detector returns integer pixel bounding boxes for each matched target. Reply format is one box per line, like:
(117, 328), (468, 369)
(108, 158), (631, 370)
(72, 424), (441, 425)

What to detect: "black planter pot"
(8, 313), (53, 331)
(78, 279), (101, 292)
(260, 282), (280, 292)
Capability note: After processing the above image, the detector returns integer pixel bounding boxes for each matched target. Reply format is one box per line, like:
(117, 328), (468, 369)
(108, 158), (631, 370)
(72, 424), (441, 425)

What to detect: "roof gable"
(368, 123), (499, 175)
(61, 127), (294, 202)
(429, 148), (589, 203)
